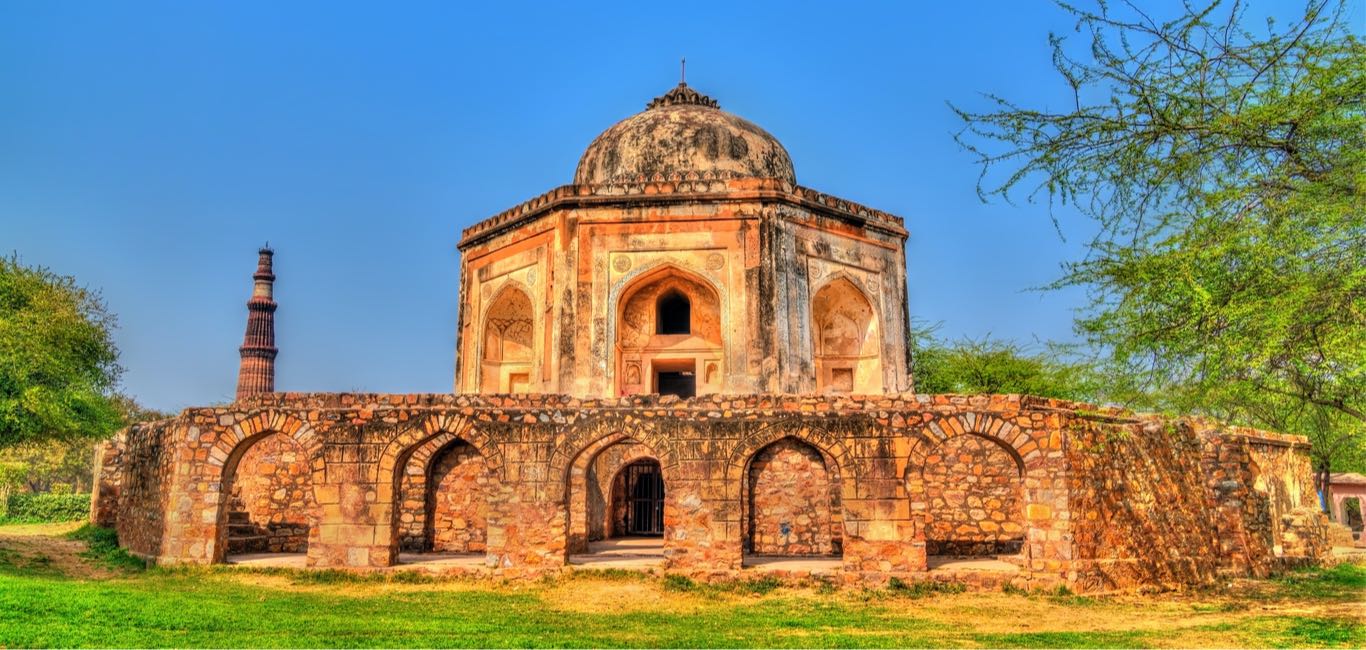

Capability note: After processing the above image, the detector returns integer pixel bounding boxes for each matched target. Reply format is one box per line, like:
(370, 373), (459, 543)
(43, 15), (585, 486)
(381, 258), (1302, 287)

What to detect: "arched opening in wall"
(616, 266), (722, 398)
(566, 438), (668, 568)
(1340, 497), (1364, 541)
(915, 434), (1025, 572)
(656, 290), (691, 335)
(611, 459), (665, 536)
(393, 437), (492, 568)
(480, 285), (534, 393)
(219, 432), (317, 567)
(743, 437), (843, 569)
(811, 277), (882, 394)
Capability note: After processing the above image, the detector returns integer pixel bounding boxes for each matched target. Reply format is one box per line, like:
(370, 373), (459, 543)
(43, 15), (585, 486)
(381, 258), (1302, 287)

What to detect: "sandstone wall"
(1065, 417), (1323, 590)
(747, 437), (839, 556)
(427, 442), (491, 553)
(112, 420), (177, 560)
(919, 434), (1023, 556)
(90, 432), (125, 527)
(454, 178), (913, 398)
(91, 392), (1325, 590)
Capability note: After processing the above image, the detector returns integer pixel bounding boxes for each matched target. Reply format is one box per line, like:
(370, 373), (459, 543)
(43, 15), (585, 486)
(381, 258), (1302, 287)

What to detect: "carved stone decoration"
(613, 255), (632, 274)
(525, 268), (538, 286)
(808, 260), (826, 284)
(705, 253), (725, 271)
(624, 363), (641, 386)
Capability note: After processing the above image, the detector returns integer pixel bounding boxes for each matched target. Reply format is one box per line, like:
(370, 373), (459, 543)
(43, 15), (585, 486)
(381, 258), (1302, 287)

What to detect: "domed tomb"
(574, 83), (796, 186)
(457, 82), (911, 398)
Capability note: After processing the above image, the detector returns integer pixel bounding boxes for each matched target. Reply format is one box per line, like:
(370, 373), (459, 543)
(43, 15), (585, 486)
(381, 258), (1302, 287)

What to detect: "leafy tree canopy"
(953, 0), (1365, 480)
(913, 329), (1101, 403)
(0, 255), (124, 447)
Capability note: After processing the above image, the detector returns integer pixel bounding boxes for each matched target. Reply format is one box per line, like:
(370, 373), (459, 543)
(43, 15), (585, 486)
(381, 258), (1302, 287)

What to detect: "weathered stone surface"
(94, 393), (1326, 590)
(90, 85), (1332, 592)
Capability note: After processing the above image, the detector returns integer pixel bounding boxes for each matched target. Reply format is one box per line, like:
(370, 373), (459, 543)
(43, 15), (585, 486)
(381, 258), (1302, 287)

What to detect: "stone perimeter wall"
(91, 392), (1329, 590)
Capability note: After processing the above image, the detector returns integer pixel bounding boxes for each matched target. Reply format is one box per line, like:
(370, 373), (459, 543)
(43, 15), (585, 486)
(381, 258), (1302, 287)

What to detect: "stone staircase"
(225, 500), (268, 555)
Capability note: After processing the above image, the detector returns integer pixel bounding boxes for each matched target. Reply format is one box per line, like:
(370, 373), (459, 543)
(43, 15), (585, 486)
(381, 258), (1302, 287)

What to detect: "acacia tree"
(0, 256), (124, 447)
(953, 1), (1365, 502)
(913, 333), (1101, 402)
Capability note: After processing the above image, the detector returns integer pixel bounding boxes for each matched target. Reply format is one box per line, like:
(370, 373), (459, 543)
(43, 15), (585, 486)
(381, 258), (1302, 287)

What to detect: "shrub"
(1, 492), (89, 523)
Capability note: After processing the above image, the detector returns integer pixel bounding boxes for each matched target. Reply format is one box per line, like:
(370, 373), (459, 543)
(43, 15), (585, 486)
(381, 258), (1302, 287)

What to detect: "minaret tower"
(235, 246), (278, 400)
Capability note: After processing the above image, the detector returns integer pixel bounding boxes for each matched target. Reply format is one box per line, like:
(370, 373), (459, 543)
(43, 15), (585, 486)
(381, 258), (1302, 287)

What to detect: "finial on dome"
(681, 57), (686, 84)
(646, 75), (719, 110)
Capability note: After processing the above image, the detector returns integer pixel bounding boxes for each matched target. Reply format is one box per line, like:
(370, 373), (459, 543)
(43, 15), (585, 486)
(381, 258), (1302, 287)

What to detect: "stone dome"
(574, 83), (796, 186)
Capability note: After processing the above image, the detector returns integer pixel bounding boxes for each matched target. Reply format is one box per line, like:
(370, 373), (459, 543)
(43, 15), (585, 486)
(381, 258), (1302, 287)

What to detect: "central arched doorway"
(615, 266), (723, 398)
(565, 436), (670, 569)
(612, 459), (665, 537)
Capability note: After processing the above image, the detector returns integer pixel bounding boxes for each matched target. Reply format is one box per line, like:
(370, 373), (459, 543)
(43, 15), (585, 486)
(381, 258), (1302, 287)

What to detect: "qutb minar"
(235, 247), (277, 400)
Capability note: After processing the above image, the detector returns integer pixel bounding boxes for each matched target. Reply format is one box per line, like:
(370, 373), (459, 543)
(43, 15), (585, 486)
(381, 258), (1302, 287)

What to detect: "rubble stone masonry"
(92, 392), (1330, 590)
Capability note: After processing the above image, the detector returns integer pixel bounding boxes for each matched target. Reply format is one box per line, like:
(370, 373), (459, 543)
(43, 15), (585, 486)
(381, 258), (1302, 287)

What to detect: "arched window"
(656, 290), (691, 335)
(480, 286), (534, 393)
(811, 277), (882, 393)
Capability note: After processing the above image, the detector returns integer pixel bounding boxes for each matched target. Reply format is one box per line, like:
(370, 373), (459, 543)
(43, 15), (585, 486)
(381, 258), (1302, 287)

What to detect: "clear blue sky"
(0, 0), (1323, 412)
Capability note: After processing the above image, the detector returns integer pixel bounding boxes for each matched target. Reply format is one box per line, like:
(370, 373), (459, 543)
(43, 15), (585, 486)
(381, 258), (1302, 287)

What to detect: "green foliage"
(886, 577), (967, 598)
(662, 573), (698, 592)
(1272, 562), (1366, 601)
(0, 256), (123, 448)
(953, 1), (1365, 478)
(0, 546), (1360, 647)
(0, 493), (89, 524)
(66, 524), (145, 571)
(0, 439), (97, 494)
(913, 328), (1101, 402)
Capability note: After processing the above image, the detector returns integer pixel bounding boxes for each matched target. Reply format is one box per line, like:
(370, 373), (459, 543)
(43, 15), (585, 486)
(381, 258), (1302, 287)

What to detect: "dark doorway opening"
(656, 290), (691, 335)
(619, 460), (665, 536)
(656, 371), (696, 398)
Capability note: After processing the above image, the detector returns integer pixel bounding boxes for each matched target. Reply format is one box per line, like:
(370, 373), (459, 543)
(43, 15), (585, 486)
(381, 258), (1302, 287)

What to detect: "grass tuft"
(885, 577), (967, 598)
(65, 524), (145, 572)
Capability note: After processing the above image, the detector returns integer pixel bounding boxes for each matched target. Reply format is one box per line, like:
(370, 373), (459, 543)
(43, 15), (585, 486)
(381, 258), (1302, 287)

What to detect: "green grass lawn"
(0, 523), (1361, 648)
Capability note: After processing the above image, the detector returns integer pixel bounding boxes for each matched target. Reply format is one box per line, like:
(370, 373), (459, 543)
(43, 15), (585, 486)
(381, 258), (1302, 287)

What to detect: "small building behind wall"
(1327, 473), (1366, 545)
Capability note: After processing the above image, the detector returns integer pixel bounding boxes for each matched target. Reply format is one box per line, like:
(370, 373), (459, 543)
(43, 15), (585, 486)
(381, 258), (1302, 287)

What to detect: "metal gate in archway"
(623, 460), (664, 535)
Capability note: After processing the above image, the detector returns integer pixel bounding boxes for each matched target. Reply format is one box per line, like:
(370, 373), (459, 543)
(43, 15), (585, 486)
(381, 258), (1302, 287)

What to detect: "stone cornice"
(458, 176), (908, 250)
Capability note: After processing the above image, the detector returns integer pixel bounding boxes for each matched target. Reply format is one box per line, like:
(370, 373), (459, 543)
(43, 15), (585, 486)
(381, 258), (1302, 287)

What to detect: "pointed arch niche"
(811, 277), (882, 393)
(480, 285), (534, 393)
(615, 266), (723, 398)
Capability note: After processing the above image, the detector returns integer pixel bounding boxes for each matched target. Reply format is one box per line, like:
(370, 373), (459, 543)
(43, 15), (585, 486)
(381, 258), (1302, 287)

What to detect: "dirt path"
(0, 521), (121, 579)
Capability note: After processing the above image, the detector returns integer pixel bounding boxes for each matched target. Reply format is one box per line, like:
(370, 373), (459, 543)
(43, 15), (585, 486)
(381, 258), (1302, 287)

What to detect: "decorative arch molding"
(478, 280), (537, 393)
(546, 417), (674, 502)
(204, 410), (325, 564)
(205, 411), (323, 478)
(723, 418), (858, 487)
(611, 260), (725, 303)
(904, 413), (1041, 479)
(810, 270), (879, 313)
(375, 413), (503, 502)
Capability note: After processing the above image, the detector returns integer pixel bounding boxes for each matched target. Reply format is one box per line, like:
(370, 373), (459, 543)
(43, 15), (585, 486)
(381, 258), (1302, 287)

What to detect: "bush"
(1, 492), (90, 523)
